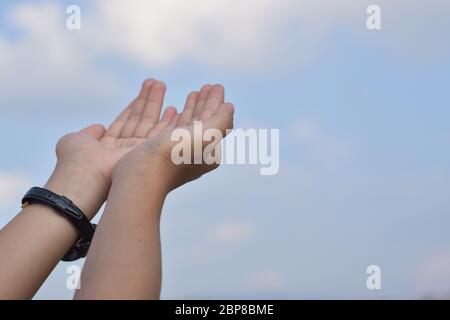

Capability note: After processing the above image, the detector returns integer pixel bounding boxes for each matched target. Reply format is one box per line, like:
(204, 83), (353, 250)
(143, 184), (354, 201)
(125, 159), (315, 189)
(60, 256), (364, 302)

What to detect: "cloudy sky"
(1, 0), (450, 299)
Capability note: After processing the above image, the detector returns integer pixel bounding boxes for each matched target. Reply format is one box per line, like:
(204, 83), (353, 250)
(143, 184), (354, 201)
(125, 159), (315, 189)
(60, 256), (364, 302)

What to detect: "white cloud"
(85, 0), (450, 69)
(0, 172), (31, 207)
(0, 1), (118, 106)
(1, 0), (449, 108)
(89, 0), (293, 69)
(209, 220), (256, 244)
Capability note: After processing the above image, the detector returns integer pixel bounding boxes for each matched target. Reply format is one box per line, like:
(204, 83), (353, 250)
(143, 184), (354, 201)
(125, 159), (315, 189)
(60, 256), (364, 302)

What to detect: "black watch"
(21, 187), (97, 261)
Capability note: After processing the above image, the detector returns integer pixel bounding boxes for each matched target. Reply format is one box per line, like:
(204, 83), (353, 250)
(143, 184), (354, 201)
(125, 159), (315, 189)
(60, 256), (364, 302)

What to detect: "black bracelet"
(21, 187), (97, 261)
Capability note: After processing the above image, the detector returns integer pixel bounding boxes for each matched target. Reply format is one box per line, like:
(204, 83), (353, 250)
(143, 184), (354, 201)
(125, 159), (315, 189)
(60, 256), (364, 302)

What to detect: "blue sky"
(0, 0), (450, 299)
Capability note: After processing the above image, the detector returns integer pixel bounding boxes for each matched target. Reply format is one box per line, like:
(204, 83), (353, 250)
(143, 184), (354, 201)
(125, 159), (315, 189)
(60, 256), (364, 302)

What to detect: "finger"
(178, 91), (199, 125)
(165, 113), (180, 131)
(119, 79), (156, 138)
(200, 84), (224, 121)
(204, 102), (235, 136)
(201, 103), (234, 163)
(147, 106), (177, 138)
(80, 124), (106, 140)
(105, 79), (154, 138)
(162, 106), (178, 122)
(134, 81), (167, 138)
(191, 84), (212, 121)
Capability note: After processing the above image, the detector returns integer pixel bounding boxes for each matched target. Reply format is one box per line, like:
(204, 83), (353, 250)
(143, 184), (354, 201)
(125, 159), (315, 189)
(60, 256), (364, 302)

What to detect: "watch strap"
(21, 187), (97, 261)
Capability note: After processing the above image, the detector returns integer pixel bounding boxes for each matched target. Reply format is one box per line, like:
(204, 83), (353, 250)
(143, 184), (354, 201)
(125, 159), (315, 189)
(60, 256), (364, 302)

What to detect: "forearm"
(74, 162), (170, 300)
(0, 160), (108, 299)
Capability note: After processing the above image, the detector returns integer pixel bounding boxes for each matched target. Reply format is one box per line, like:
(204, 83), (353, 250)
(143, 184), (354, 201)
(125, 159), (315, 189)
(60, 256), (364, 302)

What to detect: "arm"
(73, 162), (169, 299)
(75, 84), (234, 299)
(0, 79), (169, 299)
(0, 160), (107, 299)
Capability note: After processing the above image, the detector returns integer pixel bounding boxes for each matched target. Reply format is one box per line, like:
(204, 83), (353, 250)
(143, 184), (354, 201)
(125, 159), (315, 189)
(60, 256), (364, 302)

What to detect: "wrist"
(44, 159), (109, 219)
(112, 155), (174, 194)
(108, 158), (171, 221)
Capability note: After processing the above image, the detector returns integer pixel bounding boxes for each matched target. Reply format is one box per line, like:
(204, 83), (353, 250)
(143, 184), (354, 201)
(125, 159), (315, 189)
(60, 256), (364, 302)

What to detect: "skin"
(74, 83), (234, 299)
(0, 79), (234, 300)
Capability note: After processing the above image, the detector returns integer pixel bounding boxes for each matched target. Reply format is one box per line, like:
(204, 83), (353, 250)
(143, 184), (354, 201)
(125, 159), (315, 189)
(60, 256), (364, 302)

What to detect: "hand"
(72, 84), (234, 299)
(48, 79), (176, 217)
(112, 84), (235, 193)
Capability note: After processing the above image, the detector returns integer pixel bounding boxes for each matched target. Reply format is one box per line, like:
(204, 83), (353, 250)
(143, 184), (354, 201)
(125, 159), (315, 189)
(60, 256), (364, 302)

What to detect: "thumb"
(80, 124), (106, 140)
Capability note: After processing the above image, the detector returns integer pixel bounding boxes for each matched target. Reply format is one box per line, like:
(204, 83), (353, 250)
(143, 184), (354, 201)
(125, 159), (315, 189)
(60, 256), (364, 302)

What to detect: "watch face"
(62, 238), (90, 262)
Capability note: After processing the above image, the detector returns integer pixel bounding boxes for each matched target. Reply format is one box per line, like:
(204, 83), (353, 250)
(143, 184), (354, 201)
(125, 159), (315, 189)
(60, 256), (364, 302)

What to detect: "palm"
(57, 80), (175, 183)
(127, 82), (235, 190)
(57, 79), (234, 187)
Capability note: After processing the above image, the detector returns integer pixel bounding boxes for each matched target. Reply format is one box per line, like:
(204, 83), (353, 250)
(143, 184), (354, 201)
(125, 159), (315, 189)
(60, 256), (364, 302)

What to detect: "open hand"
(55, 79), (176, 186)
(113, 83), (235, 191)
